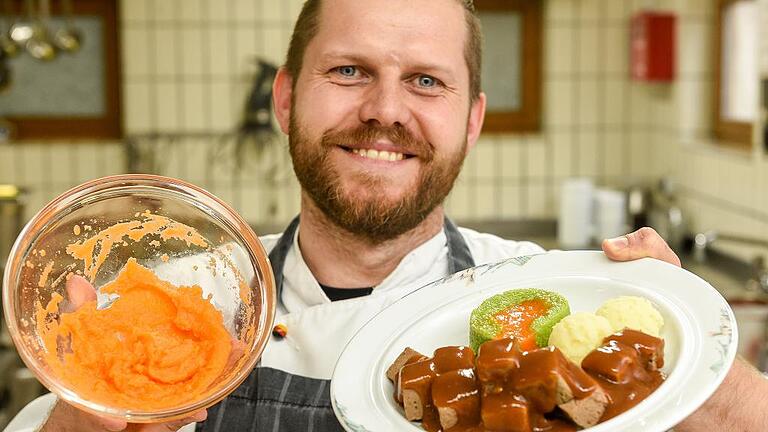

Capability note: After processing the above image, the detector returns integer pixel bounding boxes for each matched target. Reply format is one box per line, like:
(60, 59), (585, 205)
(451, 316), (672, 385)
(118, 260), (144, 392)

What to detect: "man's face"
(282, 0), (485, 242)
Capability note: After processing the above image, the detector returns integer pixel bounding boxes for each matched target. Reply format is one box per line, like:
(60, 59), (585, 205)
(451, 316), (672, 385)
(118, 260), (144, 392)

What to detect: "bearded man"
(10, 0), (768, 431)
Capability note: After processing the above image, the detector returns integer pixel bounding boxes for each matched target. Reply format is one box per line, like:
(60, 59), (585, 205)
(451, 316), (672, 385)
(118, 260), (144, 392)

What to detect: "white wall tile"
(48, 145), (73, 183)
(603, 25), (628, 75)
(552, 132), (574, 178)
(120, 0), (149, 23)
(677, 80), (712, 133)
(287, 0), (304, 24)
(628, 83), (651, 127)
(155, 28), (178, 76)
(205, 0), (230, 22)
(180, 28), (205, 76)
(602, 130), (625, 178)
(628, 131), (652, 179)
(498, 139), (523, 180)
(0, 146), (16, 182)
(526, 139), (548, 178)
(208, 27), (232, 76)
(182, 82), (207, 131)
(260, 0), (284, 22)
(602, 79), (626, 126)
(210, 81), (234, 131)
(472, 137), (498, 180)
(545, 26), (575, 75)
(546, 0), (576, 22)
(152, 0), (177, 22)
(579, 0), (604, 21)
(576, 131), (600, 177)
(578, 27), (600, 75)
(73, 144), (102, 183)
(500, 185), (524, 219)
(179, 0), (204, 22)
(236, 28), (259, 74)
(526, 183), (553, 218)
(122, 26), (151, 77)
(605, 0), (629, 22)
(473, 184), (499, 219)
(678, 19), (713, 77)
(578, 80), (600, 126)
(262, 27), (287, 66)
(545, 80), (575, 127)
(123, 82), (152, 133)
(156, 82), (180, 131)
(233, 0), (259, 22)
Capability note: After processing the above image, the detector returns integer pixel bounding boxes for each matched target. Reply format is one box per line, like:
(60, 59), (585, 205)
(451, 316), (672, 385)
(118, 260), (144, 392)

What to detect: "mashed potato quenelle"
(38, 259), (232, 410)
(596, 295), (664, 337)
(547, 312), (614, 364)
(549, 296), (665, 364)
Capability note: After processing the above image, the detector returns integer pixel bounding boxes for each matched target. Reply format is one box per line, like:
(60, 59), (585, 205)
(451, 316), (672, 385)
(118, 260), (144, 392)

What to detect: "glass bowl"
(2, 175), (276, 422)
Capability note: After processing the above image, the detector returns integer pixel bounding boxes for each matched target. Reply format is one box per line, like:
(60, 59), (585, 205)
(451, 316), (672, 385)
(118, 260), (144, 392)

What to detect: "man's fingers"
(95, 415), (128, 431)
(142, 410), (208, 431)
(602, 227), (681, 267)
(65, 274), (97, 310)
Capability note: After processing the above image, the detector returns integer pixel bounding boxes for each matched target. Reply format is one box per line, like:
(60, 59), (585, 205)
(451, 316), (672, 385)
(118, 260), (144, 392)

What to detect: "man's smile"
(338, 145), (416, 162)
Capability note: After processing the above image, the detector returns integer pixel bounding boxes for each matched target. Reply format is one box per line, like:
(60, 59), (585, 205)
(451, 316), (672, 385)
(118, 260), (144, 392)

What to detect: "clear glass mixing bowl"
(2, 175), (276, 422)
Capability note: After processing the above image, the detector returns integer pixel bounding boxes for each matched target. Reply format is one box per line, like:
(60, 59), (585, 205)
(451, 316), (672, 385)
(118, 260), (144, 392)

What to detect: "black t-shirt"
(319, 284), (373, 301)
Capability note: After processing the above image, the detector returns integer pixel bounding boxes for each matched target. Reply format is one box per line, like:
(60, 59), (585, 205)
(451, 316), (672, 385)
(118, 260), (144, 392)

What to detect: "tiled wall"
(0, 0), (765, 253)
(640, 0), (768, 259)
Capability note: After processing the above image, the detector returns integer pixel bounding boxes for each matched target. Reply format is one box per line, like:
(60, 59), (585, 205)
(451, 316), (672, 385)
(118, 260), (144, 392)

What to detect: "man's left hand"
(601, 227), (681, 267)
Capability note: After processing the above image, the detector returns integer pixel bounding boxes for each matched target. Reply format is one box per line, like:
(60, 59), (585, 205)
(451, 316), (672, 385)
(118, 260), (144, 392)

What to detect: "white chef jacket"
(5, 226), (543, 432)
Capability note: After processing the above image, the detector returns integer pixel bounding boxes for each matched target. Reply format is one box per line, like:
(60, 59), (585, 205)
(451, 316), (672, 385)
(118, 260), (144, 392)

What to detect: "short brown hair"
(284, 0), (483, 101)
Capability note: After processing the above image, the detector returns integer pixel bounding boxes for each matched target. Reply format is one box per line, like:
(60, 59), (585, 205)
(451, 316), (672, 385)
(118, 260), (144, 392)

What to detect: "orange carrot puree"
(40, 258), (231, 410)
(492, 299), (549, 351)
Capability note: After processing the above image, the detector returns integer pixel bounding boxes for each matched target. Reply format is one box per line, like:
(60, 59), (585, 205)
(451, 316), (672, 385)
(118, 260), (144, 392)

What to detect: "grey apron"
(197, 216), (475, 432)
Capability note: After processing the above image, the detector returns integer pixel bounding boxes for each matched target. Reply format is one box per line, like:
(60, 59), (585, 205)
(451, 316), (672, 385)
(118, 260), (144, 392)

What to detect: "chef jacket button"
(272, 323), (288, 339)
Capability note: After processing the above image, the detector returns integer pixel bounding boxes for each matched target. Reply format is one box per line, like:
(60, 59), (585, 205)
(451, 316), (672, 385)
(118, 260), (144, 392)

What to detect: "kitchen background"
(0, 0), (768, 428)
(0, 0), (767, 252)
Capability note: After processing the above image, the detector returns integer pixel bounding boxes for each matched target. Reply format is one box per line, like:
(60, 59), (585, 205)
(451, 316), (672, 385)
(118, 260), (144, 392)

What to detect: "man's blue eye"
(418, 76), (436, 87)
(338, 66), (357, 76)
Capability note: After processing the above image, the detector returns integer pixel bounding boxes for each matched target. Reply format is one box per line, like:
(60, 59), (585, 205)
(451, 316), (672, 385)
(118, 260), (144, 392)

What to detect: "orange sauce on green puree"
(40, 259), (231, 410)
(492, 299), (549, 351)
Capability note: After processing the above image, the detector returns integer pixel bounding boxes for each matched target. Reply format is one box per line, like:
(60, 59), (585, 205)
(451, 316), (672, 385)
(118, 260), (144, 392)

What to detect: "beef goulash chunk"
(431, 368), (481, 430)
(475, 338), (606, 430)
(389, 330), (664, 431)
(398, 358), (437, 421)
(581, 330), (665, 421)
(604, 328), (665, 371)
(386, 347), (429, 382)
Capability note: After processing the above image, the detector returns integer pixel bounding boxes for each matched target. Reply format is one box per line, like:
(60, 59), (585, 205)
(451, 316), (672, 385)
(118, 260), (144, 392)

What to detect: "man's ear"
(272, 67), (294, 134)
(465, 92), (486, 154)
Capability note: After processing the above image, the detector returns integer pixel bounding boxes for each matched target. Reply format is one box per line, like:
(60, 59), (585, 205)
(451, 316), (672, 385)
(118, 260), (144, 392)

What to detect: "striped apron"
(196, 216), (475, 431)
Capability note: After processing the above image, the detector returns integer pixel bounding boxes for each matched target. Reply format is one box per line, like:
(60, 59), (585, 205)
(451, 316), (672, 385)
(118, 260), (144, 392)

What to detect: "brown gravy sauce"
(394, 329), (665, 431)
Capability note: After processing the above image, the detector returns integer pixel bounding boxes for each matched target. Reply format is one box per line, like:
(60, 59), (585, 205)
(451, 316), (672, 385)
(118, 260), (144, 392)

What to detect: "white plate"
(331, 251), (738, 432)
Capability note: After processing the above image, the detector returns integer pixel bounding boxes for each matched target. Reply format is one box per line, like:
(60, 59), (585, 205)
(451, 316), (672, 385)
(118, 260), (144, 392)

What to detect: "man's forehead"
(316, 0), (466, 45)
(311, 0), (468, 66)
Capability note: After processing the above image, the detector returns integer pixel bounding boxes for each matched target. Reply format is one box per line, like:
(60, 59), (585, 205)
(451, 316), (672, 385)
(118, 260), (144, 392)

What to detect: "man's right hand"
(41, 399), (207, 432)
(38, 276), (208, 432)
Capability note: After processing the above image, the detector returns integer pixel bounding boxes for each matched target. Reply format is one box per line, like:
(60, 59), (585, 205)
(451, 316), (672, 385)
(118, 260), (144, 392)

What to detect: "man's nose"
(358, 79), (413, 127)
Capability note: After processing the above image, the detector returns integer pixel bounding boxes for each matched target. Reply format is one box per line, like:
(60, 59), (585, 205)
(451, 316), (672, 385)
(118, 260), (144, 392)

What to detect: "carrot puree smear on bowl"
(38, 258), (232, 410)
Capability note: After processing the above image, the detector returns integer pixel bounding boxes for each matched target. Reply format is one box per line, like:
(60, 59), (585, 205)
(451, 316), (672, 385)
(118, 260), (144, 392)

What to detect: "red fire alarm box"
(631, 12), (676, 82)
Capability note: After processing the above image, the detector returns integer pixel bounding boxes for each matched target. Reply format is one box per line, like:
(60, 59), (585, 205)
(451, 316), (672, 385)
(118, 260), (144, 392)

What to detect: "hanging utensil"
(25, 0), (55, 61)
(8, 0), (35, 46)
(53, 0), (80, 52)
(0, 0), (19, 57)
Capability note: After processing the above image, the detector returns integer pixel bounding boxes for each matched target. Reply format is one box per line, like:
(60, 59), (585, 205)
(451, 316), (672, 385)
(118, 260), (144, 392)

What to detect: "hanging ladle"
(0, 0), (20, 57)
(25, 0), (55, 61)
(53, 0), (80, 52)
